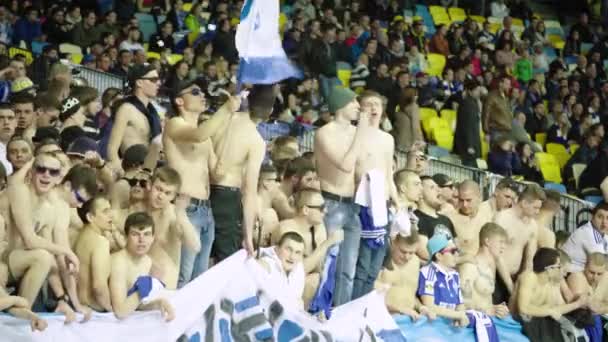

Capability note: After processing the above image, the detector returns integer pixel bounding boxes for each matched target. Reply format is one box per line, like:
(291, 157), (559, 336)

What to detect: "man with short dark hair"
(414, 176), (457, 241)
(164, 80), (237, 286)
(494, 184), (545, 303)
(106, 64), (162, 171)
(11, 93), (36, 141)
(210, 85), (270, 259)
(144, 166), (200, 289)
(74, 197), (116, 312)
(562, 202), (608, 273)
(513, 248), (587, 340)
(109, 212), (174, 321)
(0, 103), (16, 174)
(258, 232), (307, 309)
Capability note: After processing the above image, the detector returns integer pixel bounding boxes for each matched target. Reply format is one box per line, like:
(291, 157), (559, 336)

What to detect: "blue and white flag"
(0, 251), (405, 342)
(235, 0), (303, 84)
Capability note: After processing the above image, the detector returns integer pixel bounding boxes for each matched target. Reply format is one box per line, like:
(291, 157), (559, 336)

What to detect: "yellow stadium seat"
(545, 143), (570, 169)
(432, 12), (451, 25)
(146, 51), (161, 60)
(429, 5), (448, 16)
(536, 152), (563, 183)
(426, 53), (446, 77)
(279, 13), (287, 33)
(448, 7), (466, 22)
(182, 3), (192, 11)
(489, 23), (501, 34)
(420, 107), (438, 121)
(569, 143), (580, 155)
(512, 18), (524, 26)
(422, 116), (440, 138)
(481, 140), (489, 160)
(470, 15), (486, 24)
(433, 125), (454, 151)
(337, 69), (352, 88)
(440, 109), (457, 131)
(535, 133), (547, 148)
(548, 35), (565, 50)
(59, 43), (82, 55)
(70, 53), (83, 64)
(168, 54), (184, 65)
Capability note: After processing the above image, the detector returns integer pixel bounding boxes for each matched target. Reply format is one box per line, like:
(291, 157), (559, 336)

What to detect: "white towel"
(390, 208), (418, 238)
(355, 169), (388, 227)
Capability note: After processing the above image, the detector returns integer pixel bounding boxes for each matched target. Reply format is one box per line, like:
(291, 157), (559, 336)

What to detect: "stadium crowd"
(0, 0), (606, 341)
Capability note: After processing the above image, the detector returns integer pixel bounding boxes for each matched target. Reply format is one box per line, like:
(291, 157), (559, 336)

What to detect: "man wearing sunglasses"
(106, 64), (162, 171)
(274, 188), (343, 307)
(3, 155), (91, 323)
(165, 80), (242, 287)
(514, 248), (588, 340)
(417, 234), (469, 327)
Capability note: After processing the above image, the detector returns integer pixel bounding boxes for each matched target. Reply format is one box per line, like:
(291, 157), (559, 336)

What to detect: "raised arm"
(303, 229), (342, 273)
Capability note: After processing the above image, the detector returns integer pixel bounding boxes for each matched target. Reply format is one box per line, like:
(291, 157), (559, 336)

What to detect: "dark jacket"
(454, 96), (482, 159)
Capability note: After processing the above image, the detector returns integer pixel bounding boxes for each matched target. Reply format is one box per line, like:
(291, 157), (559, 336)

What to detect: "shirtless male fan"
(210, 86), (271, 259)
(165, 80), (238, 286)
(314, 86), (371, 305)
(109, 212), (174, 321)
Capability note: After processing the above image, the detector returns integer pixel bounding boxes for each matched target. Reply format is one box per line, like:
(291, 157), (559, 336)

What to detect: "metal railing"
(70, 64), (126, 95)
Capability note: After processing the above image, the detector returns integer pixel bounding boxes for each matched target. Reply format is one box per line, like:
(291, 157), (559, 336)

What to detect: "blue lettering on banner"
(277, 320), (304, 340)
(188, 332), (201, 342)
(240, 0), (254, 20)
(235, 296), (260, 313)
(255, 328), (274, 340)
(219, 318), (232, 342)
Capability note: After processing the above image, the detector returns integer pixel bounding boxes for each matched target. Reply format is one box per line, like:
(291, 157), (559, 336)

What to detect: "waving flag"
(235, 0), (303, 84)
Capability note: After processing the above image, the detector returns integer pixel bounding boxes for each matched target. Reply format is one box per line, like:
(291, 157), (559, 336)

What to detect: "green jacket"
(514, 58), (533, 83)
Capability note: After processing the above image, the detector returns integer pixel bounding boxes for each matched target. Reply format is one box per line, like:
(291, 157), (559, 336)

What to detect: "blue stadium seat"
(544, 182), (566, 194)
(584, 196), (603, 205)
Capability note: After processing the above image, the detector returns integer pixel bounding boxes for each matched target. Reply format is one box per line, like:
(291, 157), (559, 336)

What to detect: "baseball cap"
(67, 136), (98, 157)
(59, 96), (81, 122)
(11, 77), (36, 94)
(32, 126), (60, 144)
(171, 79), (199, 98)
(427, 234), (450, 261)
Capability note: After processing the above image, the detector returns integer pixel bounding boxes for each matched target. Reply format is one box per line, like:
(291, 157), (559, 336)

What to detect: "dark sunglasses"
(127, 178), (148, 188)
(34, 165), (61, 177)
(178, 87), (203, 97)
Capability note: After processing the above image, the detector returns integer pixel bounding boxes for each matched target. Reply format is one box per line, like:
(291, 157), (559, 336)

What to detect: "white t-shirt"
(562, 221), (608, 272)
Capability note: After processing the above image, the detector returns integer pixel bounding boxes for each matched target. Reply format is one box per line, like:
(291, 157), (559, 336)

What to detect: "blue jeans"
(352, 232), (388, 300)
(323, 196), (361, 306)
(178, 202), (215, 288)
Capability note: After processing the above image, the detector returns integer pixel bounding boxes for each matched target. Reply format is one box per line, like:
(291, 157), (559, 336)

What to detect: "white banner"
(0, 251), (405, 342)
